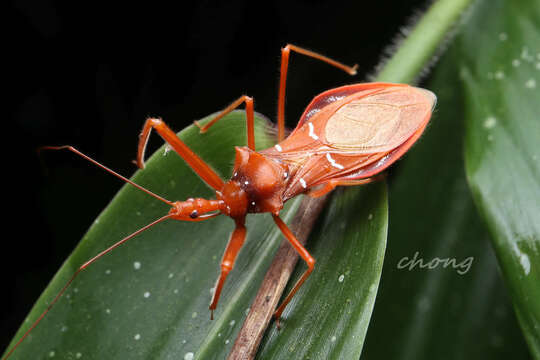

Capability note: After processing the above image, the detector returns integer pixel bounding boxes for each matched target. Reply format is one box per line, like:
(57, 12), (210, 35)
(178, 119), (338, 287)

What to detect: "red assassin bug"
(4, 44), (436, 359)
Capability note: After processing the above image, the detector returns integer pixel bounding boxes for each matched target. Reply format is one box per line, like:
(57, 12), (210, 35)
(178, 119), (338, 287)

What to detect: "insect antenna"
(38, 145), (174, 206)
(3, 213), (174, 360)
(5, 146), (178, 359)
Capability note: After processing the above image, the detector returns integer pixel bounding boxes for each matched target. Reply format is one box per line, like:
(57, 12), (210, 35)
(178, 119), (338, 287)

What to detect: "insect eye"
(189, 210), (199, 219)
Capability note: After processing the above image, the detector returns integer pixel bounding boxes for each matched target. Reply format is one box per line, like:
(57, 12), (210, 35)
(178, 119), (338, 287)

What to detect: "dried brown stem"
(227, 195), (328, 360)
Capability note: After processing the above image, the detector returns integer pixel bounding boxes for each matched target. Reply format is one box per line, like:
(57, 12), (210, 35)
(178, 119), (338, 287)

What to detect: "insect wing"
(323, 85), (436, 153)
(264, 84), (436, 198)
(293, 82), (405, 131)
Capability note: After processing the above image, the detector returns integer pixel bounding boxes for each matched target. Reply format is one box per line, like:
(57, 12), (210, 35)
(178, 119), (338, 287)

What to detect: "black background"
(5, 0), (431, 352)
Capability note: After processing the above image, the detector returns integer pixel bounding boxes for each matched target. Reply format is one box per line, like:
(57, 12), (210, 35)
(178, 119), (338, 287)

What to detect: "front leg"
(137, 117), (225, 191)
(209, 217), (247, 319)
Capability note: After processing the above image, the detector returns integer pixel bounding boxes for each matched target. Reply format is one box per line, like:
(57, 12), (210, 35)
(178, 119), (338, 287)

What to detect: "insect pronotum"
(4, 44), (436, 359)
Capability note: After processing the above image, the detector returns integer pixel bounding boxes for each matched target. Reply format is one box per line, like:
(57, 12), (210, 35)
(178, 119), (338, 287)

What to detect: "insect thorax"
(226, 147), (289, 215)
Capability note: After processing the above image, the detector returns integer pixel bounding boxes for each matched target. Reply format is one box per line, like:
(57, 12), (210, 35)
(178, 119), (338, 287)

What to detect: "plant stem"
(376, 0), (474, 84)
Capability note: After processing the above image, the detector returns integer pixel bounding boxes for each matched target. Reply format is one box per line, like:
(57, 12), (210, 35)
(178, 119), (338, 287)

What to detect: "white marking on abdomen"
(308, 122), (319, 140)
(305, 108), (320, 121)
(275, 144), (283, 152)
(299, 178), (307, 188)
(326, 153), (344, 169)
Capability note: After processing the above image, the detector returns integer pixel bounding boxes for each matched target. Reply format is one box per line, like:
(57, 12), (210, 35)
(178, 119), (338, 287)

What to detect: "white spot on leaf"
(520, 255), (531, 275)
(521, 46), (534, 62)
(525, 78), (536, 89)
(513, 243), (531, 275)
(483, 116), (497, 129)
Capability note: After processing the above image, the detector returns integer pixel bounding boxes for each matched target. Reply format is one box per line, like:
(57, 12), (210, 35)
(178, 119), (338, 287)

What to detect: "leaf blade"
(362, 10), (532, 356)
(459, 0), (540, 355)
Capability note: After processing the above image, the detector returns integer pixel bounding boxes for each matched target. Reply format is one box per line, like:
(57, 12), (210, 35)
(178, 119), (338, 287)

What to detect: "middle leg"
(194, 95), (256, 150)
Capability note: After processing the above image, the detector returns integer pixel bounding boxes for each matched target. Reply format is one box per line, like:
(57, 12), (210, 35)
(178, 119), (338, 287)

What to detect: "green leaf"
(458, 0), (540, 356)
(3, 113), (303, 359)
(376, 0), (472, 83)
(362, 29), (531, 358)
(256, 185), (387, 359)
